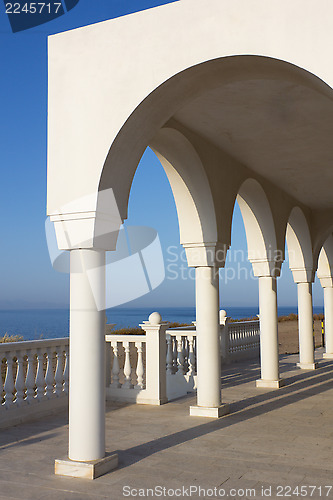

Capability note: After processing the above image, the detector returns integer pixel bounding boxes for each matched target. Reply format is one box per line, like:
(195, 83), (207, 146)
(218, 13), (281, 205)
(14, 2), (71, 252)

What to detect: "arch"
(48, 46), (333, 222)
(285, 207), (314, 283)
(149, 127), (218, 246)
(236, 178), (280, 277)
(317, 234), (333, 285)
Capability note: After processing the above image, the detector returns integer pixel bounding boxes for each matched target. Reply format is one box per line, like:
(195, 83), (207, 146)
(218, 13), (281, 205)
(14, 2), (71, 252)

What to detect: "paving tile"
(0, 352), (332, 498)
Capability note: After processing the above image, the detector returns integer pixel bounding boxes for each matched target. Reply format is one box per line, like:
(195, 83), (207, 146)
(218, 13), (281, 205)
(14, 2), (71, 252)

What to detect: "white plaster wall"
(48, 0), (333, 216)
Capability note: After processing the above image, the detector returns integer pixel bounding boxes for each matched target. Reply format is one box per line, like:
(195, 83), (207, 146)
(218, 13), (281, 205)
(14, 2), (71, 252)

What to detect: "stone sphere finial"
(148, 312), (162, 325)
(219, 309), (227, 320)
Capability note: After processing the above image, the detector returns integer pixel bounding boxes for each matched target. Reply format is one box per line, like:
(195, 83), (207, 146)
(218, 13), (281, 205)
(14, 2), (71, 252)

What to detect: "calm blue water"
(0, 306), (324, 341)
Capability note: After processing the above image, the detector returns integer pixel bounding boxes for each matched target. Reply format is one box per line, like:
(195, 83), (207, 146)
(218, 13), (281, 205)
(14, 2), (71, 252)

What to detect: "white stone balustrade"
(0, 338), (69, 428)
(221, 317), (260, 363)
(105, 312), (260, 405)
(105, 334), (147, 400)
(165, 327), (198, 400)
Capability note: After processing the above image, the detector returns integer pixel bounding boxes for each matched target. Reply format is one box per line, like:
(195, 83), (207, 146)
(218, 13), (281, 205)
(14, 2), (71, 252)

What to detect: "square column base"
(297, 362), (318, 370)
(256, 379), (285, 389)
(55, 452), (118, 480)
(323, 353), (333, 360)
(189, 404), (229, 418)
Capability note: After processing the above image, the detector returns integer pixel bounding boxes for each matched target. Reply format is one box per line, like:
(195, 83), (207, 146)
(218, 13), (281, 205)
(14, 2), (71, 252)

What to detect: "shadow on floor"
(117, 358), (333, 469)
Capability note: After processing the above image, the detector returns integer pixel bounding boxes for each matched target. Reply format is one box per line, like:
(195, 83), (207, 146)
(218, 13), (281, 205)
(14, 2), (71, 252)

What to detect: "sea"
(0, 305), (325, 341)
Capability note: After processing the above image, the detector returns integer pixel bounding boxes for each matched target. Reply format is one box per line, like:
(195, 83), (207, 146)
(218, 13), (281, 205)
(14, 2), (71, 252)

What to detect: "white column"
(256, 276), (283, 388)
(68, 249), (106, 461)
(55, 248), (118, 479)
(323, 286), (333, 359)
(190, 266), (229, 418)
(297, 282), (317, 369)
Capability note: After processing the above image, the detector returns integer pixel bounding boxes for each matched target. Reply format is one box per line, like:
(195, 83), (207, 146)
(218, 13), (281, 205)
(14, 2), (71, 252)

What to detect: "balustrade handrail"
(228, 320), (259, 326)
(0, 337), (69, 353)
(105, 334), (146, 342)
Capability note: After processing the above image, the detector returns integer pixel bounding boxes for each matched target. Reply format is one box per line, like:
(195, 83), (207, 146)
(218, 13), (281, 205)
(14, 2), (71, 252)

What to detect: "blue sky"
(0, 0), (324, 310)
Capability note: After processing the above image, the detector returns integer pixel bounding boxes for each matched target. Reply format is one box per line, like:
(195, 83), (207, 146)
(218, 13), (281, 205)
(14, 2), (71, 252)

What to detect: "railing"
(165, 326), (197, 399)
(105, 331), (147, 402)
(0, 312), (260, 424)
(0, 338), (69, 428)
(105, 318), (197, 404)
(222, 319), (260, 363)
(105, 313), (261, 404)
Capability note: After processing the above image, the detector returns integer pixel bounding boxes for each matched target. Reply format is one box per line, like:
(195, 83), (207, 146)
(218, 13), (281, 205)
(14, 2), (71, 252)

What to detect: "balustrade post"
(139, 312), (168, 405)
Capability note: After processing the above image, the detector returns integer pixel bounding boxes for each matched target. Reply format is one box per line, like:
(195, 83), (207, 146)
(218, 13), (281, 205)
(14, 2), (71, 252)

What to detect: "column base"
(256, 379), (285, 389)
(323, 353), (333, 360)
(55, 452), (118, 480)
(190, 404), (229, 418)
(297, 362), (318, 370)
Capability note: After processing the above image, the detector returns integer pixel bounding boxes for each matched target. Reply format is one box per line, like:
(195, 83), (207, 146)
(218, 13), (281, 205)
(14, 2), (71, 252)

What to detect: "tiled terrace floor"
(0, 349), (333, 500)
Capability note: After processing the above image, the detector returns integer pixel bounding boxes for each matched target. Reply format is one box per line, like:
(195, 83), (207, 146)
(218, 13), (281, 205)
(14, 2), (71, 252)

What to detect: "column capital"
(249, 259), (282, 278)
(291, 268), (315, 284)
(183, 242), (228, 268)
(50, 211), (121, 251)
(319, 277), (333, 288)
(317, 271), (333, 288)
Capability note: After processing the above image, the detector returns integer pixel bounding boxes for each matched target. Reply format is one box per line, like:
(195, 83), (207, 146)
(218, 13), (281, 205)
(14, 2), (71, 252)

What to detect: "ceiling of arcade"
(171, 78), (333, 211)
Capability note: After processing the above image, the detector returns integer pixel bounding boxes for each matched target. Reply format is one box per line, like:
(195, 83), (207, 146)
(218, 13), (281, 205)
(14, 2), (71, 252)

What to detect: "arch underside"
(95, 56), (333, 267)
(48, 42), (333, 263)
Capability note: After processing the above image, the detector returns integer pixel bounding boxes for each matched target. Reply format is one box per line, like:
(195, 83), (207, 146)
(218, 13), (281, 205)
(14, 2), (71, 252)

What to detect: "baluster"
(4, 355), (15, 407)
(187, 336), (196, 376)
(135, 341), (144, 389)
(111, 342), (121, 388)
(54, 350), (63, 396)
(176, 335), (185, 375)
(35, 350), (45, 399)
(172, 337), (178, 373)
(63, 348), (69, 393)
(15, 352), (26, 405)
(166, 334), (173, 375)
(123, 342), (133, 389)
(25, 350), (36, 402)
(45, 349), (55, 398)
(0, 358), (4, 405)
(182, 337), (189, 374)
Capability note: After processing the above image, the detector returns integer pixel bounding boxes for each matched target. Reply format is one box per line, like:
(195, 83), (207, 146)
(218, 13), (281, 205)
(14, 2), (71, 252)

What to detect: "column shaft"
(257, 276), (281, 387)
(195, 266), (221, 408)
(69, 249), (106, 462)
(324, 286), (333, 356)
(297, 282), (316, 369)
